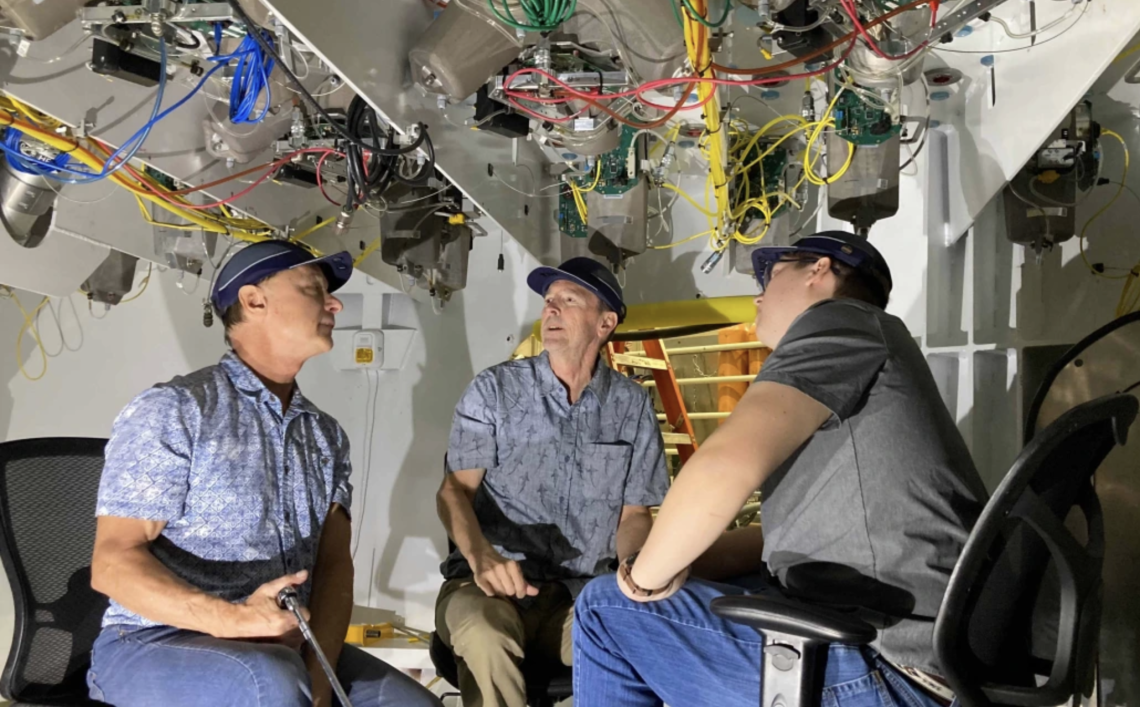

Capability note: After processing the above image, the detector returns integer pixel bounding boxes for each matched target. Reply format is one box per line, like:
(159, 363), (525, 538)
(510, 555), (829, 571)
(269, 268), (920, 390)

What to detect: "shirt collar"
(219, 351), (319, 416)
(536, 351), (612, 406)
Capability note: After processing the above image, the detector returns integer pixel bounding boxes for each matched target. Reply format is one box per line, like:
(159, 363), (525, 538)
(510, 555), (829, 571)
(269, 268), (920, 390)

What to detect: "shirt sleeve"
(446, 371), (499, 473)
(755, 300), (890, 421)
(330, 422), (354, 516)
(96, 386), (196, 521)
(623, 391), (669, 507)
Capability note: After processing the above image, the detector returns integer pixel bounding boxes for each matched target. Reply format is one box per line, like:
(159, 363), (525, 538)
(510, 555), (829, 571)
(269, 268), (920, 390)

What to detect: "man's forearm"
(690, 525), (767, 582)
(437, 486), (491, 560)
(306, 505), (354, 704)
(305, 554), (353, 699)
(615, 509), (653, 563)
(92, 545), (233, 635)
(631, 441), (765, 589)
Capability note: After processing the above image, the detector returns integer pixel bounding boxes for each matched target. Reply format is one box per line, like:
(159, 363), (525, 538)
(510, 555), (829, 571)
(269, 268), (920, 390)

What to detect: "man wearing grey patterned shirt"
(435, 257), (668, 707)
(88, 240), (439, 707)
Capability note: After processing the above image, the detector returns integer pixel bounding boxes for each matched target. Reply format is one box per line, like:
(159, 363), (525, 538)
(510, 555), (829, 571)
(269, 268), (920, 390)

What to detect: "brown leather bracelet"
(619, 552), (673, 597)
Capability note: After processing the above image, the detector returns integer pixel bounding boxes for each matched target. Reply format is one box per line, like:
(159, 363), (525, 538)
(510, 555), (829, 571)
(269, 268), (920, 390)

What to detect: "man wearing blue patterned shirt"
(87, 240), (439, 707)
(434, 257), (669, 707)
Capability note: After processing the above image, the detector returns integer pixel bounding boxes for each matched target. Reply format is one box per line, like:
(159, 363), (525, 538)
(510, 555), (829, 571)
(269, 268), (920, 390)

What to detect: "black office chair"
(0, 438), (110, 706)
(428, 631), (573, 707)
(712, 393), (1138, 707)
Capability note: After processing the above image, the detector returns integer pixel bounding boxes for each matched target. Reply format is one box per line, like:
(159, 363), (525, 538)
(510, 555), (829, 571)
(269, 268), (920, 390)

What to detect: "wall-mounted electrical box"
(331, 328), (416, 372)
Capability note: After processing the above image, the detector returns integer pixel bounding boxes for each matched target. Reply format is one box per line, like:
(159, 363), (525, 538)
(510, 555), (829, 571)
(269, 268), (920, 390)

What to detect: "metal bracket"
(932, 0), (1019, 41)
(80, 3), (236, 26)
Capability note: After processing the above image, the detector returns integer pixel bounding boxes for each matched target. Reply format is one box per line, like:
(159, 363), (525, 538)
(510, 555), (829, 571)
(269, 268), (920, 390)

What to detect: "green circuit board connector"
(557, 125), (643, 238)
(736, 139), (790, 222)
(832, 88), (901, 147)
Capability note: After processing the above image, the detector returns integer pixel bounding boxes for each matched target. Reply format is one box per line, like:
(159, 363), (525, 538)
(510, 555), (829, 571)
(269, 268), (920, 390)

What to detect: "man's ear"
(809, 256), (833, 283)
(237, 283), (268, 321)
(600, 310), (619, 337)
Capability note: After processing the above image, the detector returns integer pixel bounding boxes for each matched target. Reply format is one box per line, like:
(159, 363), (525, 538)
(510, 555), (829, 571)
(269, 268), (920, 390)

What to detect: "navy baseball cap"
(751, 231), (893, 302)
(211, 240), (354, 312)
(527, 257), (627, 323)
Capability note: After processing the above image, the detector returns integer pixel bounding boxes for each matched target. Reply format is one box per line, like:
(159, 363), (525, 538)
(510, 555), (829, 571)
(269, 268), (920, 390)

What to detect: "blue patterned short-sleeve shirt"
(443, 352), (668, 595)
(96, 352), (353, 628)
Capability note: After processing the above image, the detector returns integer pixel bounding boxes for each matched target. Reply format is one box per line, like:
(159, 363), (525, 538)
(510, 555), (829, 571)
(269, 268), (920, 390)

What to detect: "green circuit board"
(832, 89), (901, 147)
(558, 125), (643, 238)
(735, 138), (791, 222)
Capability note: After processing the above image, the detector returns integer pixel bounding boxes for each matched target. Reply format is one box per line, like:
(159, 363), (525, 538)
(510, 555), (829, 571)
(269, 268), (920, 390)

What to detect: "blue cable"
(1, 127), (72, 176)
(15, 40), (173, 184)
(3, 33), (269, 184)
(208, 30), (275, 125)
(3, 40), (233, 184)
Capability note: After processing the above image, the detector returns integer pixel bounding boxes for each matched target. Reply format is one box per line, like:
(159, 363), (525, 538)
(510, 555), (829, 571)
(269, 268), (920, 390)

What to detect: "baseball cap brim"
(527, 266), (626, 322)
(303, 251), (354, 295)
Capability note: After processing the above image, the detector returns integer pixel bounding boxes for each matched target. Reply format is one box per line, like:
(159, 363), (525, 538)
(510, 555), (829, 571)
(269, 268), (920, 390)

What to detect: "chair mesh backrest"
(0, 438), (108, 703)
(934, 395), (1138, 707)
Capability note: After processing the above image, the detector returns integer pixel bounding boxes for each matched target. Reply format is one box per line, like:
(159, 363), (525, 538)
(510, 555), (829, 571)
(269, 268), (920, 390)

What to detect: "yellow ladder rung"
(661, 432), (694, 445)
(612, 353), (669, 370)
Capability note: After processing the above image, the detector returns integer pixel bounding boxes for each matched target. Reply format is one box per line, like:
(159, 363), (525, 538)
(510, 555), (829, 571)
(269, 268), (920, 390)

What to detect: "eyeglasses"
(757, 256), (840, 293)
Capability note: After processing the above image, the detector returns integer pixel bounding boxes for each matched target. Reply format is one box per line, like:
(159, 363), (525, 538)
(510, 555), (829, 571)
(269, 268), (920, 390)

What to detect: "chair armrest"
(711, 594), (878, 645)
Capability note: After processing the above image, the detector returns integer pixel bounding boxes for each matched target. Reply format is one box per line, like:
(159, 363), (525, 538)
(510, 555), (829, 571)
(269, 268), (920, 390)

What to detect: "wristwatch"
(619, 552), (672, 597)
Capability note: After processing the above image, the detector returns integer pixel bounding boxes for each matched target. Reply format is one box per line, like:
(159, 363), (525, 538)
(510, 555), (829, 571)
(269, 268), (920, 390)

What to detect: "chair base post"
(761, 631), (821, 707)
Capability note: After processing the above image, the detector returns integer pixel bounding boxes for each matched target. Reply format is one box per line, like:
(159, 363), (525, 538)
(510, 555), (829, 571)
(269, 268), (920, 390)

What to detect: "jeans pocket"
(822, 671), (896, 707)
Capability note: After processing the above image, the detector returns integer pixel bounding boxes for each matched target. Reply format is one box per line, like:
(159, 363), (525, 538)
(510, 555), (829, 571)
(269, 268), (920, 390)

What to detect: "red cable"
(839, 0), (929, 61)
(315, 150), (342, 206)
(125, 148), (342, 210)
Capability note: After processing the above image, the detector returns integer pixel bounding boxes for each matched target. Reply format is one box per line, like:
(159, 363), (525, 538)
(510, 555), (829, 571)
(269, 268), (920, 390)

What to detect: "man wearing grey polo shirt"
(435, 257), (668, 707)
(573, 232), (988, 707)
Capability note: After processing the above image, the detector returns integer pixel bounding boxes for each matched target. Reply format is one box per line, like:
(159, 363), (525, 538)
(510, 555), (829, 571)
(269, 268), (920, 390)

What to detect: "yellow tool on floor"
(345, 623), (395, 646)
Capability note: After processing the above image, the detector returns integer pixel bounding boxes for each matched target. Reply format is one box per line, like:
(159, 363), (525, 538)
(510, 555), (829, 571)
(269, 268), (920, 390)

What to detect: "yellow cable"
(354, 224), (384, 267)
(0, 113), (272, 241)
(1115, 43), (1140, 64)
(119, 263), (153, 304)
(662, 182), (718, 217)
(579, 161), (602, 193)
(1079, 129), (1131, 283)
(649, 229), (715, 250)
(3, 288), (50, 382)
(804, 87), (854, 187)
(290, 216), (335, 243)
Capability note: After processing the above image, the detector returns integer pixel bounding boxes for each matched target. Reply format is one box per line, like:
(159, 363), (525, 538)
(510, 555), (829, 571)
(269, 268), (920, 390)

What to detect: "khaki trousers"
(435, 578), (574, 707)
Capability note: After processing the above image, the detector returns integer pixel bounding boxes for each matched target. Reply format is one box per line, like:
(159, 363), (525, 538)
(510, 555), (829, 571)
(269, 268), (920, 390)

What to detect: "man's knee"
(237, 644), (310, 707)
(447, 601), (525, 659)
(575, 574), (623, 622)
(451, 606), (526, 661)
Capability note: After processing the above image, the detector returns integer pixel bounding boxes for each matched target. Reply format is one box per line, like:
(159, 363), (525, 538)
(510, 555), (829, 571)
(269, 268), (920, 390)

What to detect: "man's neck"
(547, 346), (600, 405)
(231, 339), (303, 410)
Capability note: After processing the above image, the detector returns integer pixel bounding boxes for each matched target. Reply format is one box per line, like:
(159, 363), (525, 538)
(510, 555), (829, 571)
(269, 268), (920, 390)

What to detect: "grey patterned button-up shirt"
(96, 352), (353, 628)
(444, 352), (668, 595)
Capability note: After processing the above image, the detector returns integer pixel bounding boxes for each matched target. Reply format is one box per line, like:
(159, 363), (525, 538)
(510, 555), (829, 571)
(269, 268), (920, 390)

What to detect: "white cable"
(351, 369), (380, 560)
(491, 169), (564, 198)
(989, 4), (1076, 40)
(18, 31), (92, 64)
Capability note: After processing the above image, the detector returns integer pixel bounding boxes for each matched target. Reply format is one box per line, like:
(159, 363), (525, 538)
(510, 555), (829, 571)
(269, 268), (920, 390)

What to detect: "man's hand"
(216, 570), (310, 639)
(617, 563), (690, 604)
(470, 547), (539, 599)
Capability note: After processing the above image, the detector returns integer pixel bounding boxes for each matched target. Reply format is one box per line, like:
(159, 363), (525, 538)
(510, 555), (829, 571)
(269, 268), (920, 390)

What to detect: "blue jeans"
(573, 575), (946, 707)
(88, 625), (441, 707)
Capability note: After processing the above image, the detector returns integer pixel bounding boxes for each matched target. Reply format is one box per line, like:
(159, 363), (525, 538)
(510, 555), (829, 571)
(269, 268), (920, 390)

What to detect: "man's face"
(754, 258), (829, 348)
(247, 265), (342, 357)
(541, 279), (613, 352)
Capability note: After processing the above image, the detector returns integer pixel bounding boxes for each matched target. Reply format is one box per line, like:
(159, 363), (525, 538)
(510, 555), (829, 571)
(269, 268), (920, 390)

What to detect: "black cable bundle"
(224, 0), (437, 204)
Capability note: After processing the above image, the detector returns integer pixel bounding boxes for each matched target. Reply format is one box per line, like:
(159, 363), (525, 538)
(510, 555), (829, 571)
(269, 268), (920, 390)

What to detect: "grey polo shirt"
(443, 351), (668, 595)
(756, 299), (987, 676)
